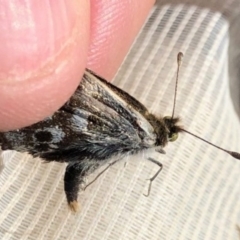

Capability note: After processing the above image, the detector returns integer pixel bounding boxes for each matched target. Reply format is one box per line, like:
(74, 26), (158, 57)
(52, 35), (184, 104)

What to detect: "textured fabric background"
(1, 1), (240, 240)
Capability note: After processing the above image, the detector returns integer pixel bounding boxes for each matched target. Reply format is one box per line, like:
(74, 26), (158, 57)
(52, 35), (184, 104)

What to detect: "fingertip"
(0, 0), (154, 131)
(87, 0), (155, 79)
(0, 0), (90, 131)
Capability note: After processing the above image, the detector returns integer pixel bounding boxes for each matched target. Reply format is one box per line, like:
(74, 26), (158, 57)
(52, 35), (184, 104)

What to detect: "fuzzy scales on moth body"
(0, 69), (182, 212)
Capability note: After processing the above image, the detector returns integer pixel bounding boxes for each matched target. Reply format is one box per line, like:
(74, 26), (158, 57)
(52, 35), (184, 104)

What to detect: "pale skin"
(0, 0), (155, 131)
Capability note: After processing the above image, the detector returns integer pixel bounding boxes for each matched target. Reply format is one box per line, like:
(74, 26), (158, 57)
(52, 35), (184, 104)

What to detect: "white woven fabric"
(1, 1), (240, 240)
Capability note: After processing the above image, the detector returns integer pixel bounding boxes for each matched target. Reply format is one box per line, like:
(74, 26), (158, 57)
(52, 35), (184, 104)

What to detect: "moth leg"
(83, 159), (120, 191)
(64, 161), (99, 213)
(155, 147), (166, 154)
(143, 157), (163, 197)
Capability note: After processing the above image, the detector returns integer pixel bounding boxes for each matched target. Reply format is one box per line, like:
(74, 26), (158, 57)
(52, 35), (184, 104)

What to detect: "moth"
(0, 53), (239, 212)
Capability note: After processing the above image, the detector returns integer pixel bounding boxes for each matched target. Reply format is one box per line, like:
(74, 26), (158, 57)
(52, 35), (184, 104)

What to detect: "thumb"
(0, 0), (90, 131)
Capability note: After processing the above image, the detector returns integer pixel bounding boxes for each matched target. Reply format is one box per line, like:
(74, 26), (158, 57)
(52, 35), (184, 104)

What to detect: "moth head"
(163, 116), (183, 142)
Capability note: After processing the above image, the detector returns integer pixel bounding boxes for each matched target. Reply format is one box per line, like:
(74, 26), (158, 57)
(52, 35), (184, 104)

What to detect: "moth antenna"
(172, 52), (184, 119)
(176, 53), (239, 160)
(182, 129), (240, 160)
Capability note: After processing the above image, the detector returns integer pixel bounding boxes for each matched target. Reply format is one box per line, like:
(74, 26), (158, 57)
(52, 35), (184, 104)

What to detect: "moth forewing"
(84, 70), (157, 146)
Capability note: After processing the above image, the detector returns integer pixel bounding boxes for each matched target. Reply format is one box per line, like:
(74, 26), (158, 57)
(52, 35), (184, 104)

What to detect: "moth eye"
(169, 133), (178, 142)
